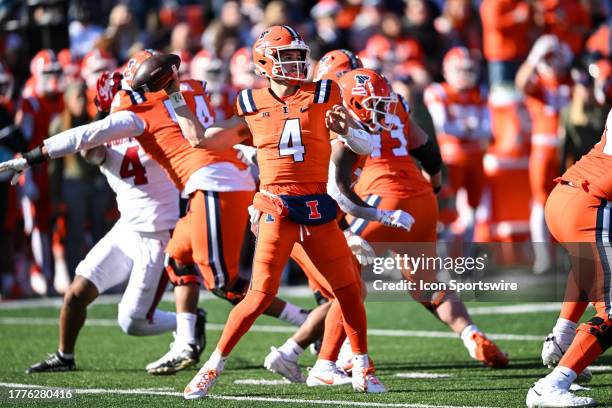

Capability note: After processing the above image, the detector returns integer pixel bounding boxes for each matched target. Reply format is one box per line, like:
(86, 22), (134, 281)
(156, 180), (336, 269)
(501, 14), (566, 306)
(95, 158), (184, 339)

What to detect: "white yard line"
(0, 382), (494, 408)
(0, 316), (541, 341)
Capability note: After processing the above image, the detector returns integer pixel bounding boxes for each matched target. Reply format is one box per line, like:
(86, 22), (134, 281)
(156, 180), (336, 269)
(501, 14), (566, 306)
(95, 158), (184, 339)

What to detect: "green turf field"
(0, 295), (611, 407)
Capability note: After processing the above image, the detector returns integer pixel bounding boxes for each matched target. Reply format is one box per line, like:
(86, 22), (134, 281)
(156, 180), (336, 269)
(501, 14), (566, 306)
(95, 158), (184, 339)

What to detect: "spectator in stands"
(309, 0), (347, 60)
(480, 0), (531, 90)
(403, 0), (444, 78)
(434, 0), (482, 53)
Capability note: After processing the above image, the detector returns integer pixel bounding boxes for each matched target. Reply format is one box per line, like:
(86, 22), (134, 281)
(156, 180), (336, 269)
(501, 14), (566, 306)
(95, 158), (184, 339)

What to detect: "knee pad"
(165, 256), (200, 286)
(578, 316), (612, 351)
(117, 310), (147, 336)
(211, 277), (250, 305)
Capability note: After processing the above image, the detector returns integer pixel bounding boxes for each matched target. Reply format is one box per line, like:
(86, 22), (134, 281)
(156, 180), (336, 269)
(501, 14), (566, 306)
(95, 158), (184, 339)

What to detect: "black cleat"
(195, 308), (207, 356)
(26, 352), (76, 374)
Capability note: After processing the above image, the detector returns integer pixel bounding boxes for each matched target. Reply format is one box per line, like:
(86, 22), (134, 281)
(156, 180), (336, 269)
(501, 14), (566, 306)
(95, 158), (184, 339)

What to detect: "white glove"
(234, 144), (257, 166)
(0, 157), (29, 185)
(344, 230), (376, 265)
(378, 209), (415, 231)
(247, 205), (261, 236)
(527, 35), (559, 65)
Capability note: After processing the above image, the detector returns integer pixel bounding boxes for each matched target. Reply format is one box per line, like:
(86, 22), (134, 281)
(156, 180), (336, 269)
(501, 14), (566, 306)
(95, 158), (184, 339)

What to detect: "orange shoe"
(469, 333), (509, 368)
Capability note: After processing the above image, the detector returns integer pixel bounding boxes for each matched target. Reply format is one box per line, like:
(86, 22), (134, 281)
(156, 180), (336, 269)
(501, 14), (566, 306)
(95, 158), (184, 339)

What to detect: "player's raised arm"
(195, 115), (250, 150)
(325, 104), (372, 155)
(0, 110), (145, 182)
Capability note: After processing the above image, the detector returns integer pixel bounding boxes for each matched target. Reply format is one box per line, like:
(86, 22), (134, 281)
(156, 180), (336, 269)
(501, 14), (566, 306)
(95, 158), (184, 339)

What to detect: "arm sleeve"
(43, 110), (145, 159)
(327, 159), (379, 221)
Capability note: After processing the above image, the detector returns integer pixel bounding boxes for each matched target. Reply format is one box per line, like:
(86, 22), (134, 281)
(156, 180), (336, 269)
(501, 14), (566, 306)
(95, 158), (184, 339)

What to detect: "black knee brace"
(211, 277), (250, 305)
(578, 316), (612, 351)
(165, 256), (200, 286)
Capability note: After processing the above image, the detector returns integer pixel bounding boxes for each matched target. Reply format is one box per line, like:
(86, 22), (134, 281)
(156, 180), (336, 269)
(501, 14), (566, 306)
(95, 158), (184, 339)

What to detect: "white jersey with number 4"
(100, 137), (179, 232)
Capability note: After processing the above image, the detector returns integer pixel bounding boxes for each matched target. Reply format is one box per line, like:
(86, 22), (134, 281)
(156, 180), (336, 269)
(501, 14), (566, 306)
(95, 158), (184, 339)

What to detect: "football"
(131, 53), (181, 93)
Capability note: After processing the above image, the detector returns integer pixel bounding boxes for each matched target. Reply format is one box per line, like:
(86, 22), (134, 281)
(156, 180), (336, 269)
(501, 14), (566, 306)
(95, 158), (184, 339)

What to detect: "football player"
(424, 47), (490, 244)
(26, 70), (190, 373)
(516, 34), (573, 274)
(15, 49), (65, 295)
(181, 26), (386, 398)
(526, 108), (612, 408)
(264, 50), (414, 386)
(81, 48), (117, 118)
(343, 68), (508, 369)
(3, 50), (309, 375)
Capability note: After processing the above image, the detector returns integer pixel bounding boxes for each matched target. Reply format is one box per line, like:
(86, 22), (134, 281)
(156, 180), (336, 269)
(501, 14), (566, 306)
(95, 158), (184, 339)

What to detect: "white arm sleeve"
(43, 111), (145, 159)
(339, 127), (373, 155)
(327, 159), (379, 221)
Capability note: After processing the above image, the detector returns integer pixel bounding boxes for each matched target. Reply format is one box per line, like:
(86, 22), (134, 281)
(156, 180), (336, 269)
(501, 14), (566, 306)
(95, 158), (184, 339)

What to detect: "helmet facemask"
(359, 93), (398, 132)
(265, 43), (310, 84)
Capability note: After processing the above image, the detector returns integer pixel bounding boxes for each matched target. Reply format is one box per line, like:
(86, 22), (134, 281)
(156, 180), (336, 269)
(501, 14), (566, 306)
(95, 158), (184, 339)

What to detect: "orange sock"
(558, 330), (603, 374)
(333, 282), (367, 355)
(559, 302), (589, 323)
(216, 289), (274, 355)
(318, 299), (347, 361)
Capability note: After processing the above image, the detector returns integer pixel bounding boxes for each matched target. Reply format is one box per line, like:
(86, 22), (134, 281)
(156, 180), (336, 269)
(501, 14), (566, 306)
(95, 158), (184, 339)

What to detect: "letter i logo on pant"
(306, 200), (321, 220)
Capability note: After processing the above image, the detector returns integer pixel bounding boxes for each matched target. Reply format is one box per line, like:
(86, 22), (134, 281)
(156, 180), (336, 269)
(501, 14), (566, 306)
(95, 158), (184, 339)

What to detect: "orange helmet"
(338, 68), (397, 132)
(313, 49), (363, 82)
(58, 48), (80, 80)
(252, 25), (310, 83)
(442, 46), (479, 91)
(81, 49), (117, 89)
(30, 49), (63, 96)
(190, 49), (226, 91)
(122, 49), (158, 89)
(230, 47), (266, 89)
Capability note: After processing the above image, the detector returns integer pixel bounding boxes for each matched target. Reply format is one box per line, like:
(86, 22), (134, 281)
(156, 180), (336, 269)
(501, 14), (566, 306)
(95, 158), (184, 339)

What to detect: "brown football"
(131, 53), (181, 92)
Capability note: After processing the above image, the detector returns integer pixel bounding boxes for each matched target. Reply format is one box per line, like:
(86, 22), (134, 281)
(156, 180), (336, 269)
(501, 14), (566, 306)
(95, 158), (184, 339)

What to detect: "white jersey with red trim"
(100, 137), (179, 232)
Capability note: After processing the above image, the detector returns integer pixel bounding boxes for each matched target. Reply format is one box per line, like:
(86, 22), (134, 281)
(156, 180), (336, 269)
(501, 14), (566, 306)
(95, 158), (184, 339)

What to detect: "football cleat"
(542, 334), (592, 383)
(467, 332), (509, 368)
(352, 367), (386, 393)
(184, 365), (220, 400)
(146, 341), (199, 375)
(306, 363), (353, 387)
(195, 308), (207, 354)
(264, 347), (305, 383)
(526, 379), (596, 407)
(26, 352), (76, 374)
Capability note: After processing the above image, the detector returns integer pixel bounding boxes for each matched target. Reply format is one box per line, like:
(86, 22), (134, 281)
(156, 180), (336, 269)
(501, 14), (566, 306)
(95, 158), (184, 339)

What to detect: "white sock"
(337, 338), (352, 363)
(175, 312), (197, 345)
(545, 366), (577, 390)
(279, 303), (308, 326)
(553, 318), (577, 338)
(206, 349), (227, 371)
(277, 338), (304, 362)
(352, 353), (369, 372)
(58, 350), (74, 360)
(460, 324), (480, 344)
(313, 358), (335, 371)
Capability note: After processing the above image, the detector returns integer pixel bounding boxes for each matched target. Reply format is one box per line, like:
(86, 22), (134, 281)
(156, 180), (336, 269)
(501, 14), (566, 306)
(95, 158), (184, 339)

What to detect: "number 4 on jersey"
(119, 146), (148, 185)
(278, 118), (305, 162)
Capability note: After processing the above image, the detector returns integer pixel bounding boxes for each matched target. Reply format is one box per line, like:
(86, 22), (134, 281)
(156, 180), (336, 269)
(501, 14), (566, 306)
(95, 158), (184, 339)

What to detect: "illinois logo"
(352, 74), (371, 96)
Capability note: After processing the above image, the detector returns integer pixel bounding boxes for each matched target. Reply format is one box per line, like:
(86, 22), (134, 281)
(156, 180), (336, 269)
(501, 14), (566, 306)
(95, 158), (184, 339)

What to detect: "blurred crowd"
(0, 0), (610, 298)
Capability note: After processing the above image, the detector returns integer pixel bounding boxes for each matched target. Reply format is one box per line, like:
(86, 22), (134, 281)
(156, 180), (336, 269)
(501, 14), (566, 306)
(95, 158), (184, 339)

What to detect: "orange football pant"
(545, 183), (612, 373)
(216, 215), (367, 356)
(165, 190), (254, 290)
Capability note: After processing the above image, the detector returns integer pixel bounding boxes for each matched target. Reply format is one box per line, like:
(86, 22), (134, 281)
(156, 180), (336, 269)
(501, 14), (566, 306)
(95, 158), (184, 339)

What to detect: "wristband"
(169, 92), (186, 109)
(23, 145), (46, 165)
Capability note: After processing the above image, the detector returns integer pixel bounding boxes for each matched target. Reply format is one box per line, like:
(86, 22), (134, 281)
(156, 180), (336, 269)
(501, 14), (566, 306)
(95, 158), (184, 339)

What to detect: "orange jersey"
(424, 82), (489, 163)
(235, 80), (340, 195)
(524, 74), (572, 138)
(19, 94), (64, 149)
(561, 109), (612, 202)
(111, 81), (245, 191)
(355, 96), (431, 199)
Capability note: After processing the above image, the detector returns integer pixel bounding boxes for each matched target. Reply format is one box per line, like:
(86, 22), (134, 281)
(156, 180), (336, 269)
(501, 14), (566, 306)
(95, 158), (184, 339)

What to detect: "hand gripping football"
(131, 53), (181, 92)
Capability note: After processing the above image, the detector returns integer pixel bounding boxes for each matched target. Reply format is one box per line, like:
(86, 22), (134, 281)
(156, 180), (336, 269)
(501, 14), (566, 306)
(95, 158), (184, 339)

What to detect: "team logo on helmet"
(352, 74), (371, 96)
